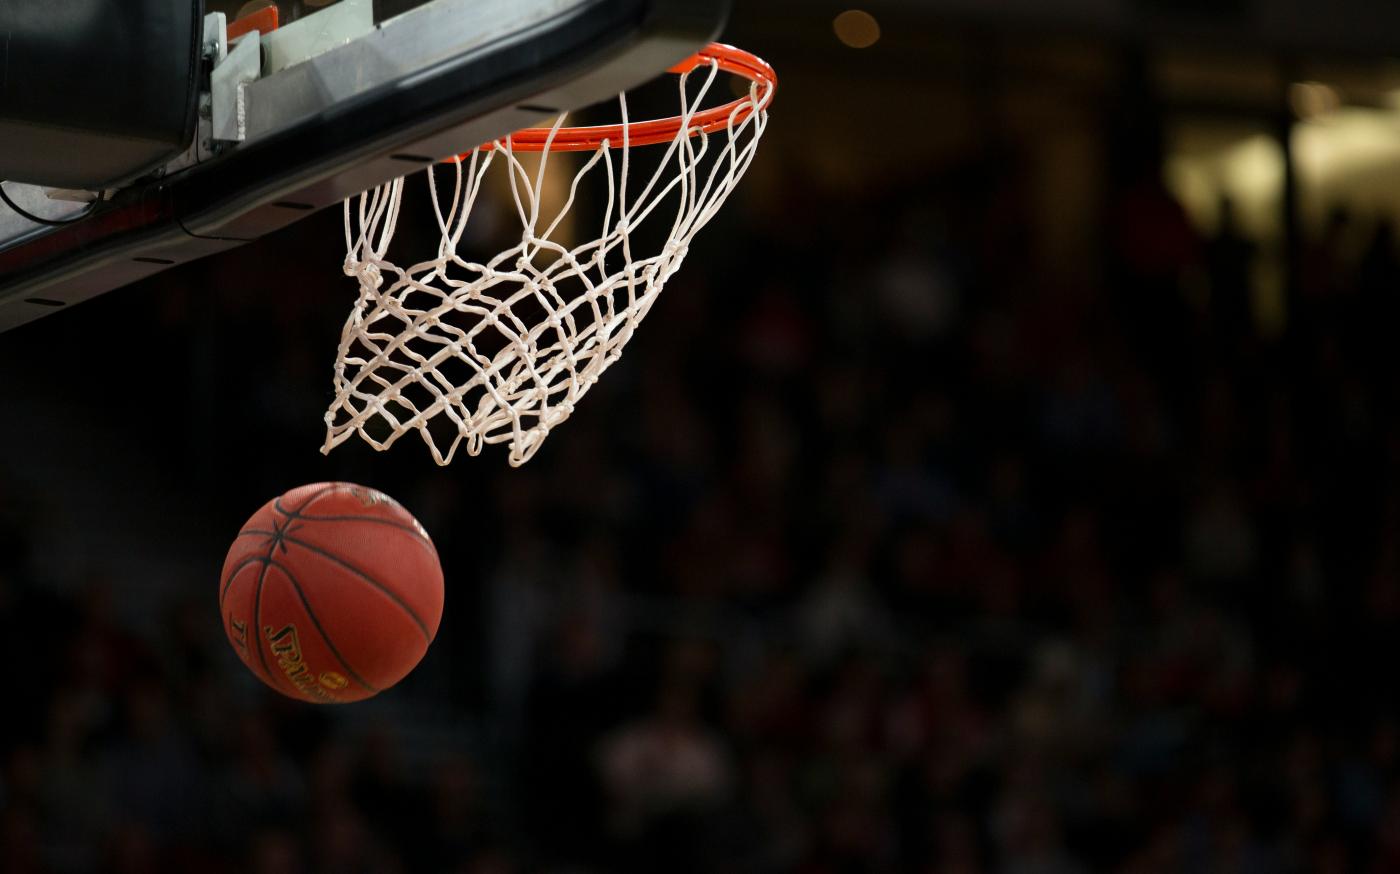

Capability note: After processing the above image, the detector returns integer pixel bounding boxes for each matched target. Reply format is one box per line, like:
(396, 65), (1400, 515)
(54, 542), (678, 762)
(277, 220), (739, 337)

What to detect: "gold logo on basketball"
(265, 623), (337, 702)
(319, 671), (348, 690)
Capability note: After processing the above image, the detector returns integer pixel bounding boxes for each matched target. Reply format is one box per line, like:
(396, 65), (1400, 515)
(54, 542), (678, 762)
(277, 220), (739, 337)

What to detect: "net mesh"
(322, 57), (770, 465)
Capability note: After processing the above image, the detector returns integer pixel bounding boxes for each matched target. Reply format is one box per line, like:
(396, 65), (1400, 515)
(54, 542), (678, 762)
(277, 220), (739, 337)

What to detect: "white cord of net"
(322, 59), (768, 466)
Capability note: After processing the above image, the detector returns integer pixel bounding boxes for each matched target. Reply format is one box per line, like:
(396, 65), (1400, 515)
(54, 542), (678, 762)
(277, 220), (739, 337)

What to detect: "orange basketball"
(219, 482), (444, 703)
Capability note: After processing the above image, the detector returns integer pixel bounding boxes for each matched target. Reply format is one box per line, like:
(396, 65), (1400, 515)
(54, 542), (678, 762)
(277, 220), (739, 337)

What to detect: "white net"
(322, 53), (771, 466)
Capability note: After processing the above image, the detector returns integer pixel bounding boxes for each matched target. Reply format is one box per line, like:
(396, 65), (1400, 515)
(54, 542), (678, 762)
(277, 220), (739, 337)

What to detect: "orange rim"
(454, 43), (776, 157)
(227, 4), (279, 42)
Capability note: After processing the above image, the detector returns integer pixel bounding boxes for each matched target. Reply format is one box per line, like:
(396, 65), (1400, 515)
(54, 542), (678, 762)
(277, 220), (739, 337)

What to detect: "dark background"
(5, 0), (1400, 871)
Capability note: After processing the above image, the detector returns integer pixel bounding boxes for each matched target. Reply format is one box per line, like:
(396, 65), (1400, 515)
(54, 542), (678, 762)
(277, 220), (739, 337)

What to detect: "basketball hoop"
(323, 43), (776, 466)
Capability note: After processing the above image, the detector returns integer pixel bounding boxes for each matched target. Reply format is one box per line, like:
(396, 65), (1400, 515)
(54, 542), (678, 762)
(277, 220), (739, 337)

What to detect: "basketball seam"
(280, 535), (433, 640)
(269, 558), (380, 695)
(251, 560), (285, 694)
(254, 497), (329, 698)
(220, 554), (267, 608)
(273, 500), (436, 554)
(288, 483), (346, 514)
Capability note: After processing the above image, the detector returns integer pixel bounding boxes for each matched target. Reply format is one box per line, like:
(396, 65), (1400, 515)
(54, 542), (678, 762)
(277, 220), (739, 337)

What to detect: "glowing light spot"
(1289, 81), (1340, 120)
(834, 10), (880, 49)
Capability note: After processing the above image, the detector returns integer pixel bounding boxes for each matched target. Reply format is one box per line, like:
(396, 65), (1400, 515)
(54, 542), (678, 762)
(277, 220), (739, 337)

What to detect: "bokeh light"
(834, 9), (880, 49)
(1289, 81), (1341, 119)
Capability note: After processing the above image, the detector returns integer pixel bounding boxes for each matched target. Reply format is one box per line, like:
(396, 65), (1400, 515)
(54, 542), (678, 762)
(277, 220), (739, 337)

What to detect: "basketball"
(219, 482), (444, 703)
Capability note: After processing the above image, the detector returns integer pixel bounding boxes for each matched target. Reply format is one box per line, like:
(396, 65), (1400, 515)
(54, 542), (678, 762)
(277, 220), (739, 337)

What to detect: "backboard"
(0, 0), (728, 332)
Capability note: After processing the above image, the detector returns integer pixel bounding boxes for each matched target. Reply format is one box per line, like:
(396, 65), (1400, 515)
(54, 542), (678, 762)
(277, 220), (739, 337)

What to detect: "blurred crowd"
(6, 81), (1400, 874)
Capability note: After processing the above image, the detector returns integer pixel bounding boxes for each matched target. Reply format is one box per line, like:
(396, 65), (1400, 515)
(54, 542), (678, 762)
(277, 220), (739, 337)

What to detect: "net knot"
(343, 257), (384, 290)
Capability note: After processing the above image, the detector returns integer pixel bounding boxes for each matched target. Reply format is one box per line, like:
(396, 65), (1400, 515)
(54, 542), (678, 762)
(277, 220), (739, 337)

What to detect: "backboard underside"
(0, 0), (727, 333)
